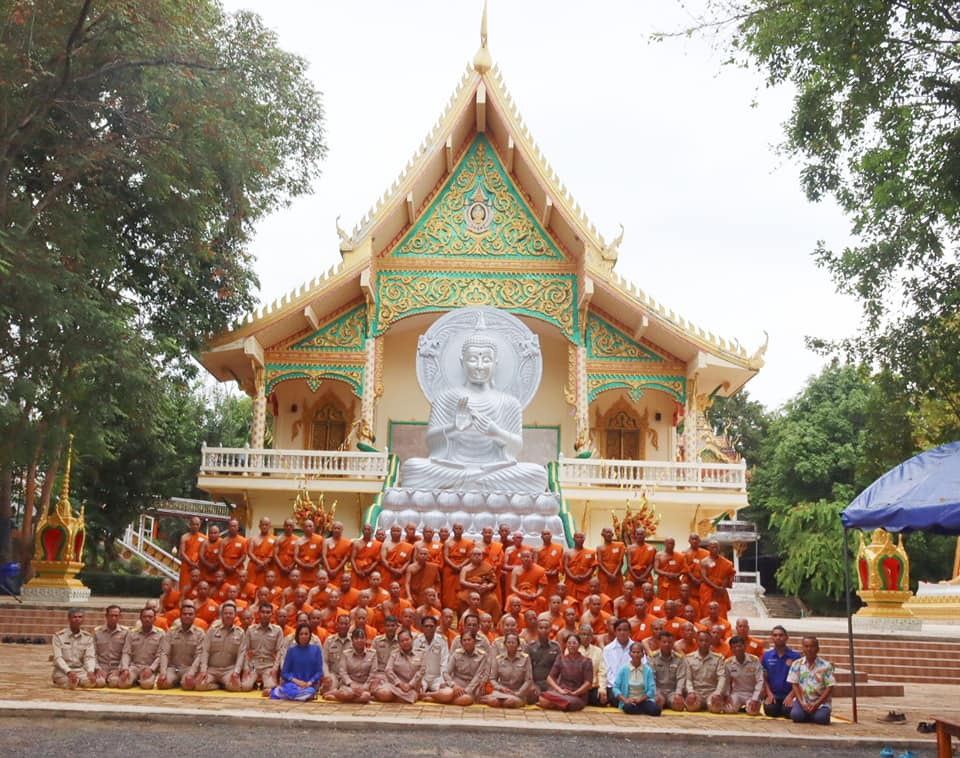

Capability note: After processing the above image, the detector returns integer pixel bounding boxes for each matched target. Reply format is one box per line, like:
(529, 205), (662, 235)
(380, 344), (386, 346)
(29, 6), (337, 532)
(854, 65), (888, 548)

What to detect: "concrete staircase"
(817, 634), (960, 687)
(760, 594), (808, 619)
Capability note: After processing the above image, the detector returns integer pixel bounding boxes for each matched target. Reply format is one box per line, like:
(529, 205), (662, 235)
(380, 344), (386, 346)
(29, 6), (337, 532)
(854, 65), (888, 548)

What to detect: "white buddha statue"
(400, 331), (547, 492)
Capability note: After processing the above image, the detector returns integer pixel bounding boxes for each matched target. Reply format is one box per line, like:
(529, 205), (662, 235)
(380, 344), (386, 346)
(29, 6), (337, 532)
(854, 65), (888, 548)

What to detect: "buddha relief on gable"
(390, 135), (565, 261)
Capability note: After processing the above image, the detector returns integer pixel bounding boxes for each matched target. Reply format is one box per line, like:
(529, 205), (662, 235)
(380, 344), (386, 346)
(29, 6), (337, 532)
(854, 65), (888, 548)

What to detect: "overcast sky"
(219, 0), (863, 411)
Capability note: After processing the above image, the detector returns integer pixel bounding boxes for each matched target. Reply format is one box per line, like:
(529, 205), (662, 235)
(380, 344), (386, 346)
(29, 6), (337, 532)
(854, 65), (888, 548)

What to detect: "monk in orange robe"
(502, 531), (525, 600)
(323, 522), (352, 581)
(457, 547), (501, 621)
(405, 546), (441, 607)
(246, 516), (277, 586)
(508, 549), (547, 614)
(536, 530), (565, 600)
(219, 518), (248, 579)
(350, 524), (382, 590)
(698, 540), (735, 617)
(294, 519), (324, 588)
(442, 522), (475, 610)
(682, 532), (710, 596)
(178, 516), (206, 591)
(198, 525), (222, 583)
(596, 526), (626, 599)
(563, 532), (596, 602)
(626, 528), (657, 587)
(159, 577), (180, 615)
(654, 537), (684, 602)
(273, 519), (299, 588)
(479, 527), (505, 605)
(381, 525), (415, 591)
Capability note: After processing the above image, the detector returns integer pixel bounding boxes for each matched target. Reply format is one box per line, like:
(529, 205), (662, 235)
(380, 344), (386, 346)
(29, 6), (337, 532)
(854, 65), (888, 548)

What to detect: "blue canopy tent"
(838, 440), (960, 722)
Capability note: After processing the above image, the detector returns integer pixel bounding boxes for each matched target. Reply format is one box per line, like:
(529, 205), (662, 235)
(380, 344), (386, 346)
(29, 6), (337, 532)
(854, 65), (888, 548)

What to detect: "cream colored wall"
(590, 388), (678, 462)
(373, 313), (576, 457)
(245, 488), (372, 538)
(271, 378), (359, 449)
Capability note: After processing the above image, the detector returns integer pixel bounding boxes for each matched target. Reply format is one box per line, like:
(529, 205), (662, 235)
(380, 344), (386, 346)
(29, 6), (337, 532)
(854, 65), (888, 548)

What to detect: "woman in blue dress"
(269, 623), (324, 701)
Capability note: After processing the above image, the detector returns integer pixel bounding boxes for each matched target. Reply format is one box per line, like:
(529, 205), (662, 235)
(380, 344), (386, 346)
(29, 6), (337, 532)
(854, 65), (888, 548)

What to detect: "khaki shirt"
(201, 623), (245, 673)
(452, 633), (492, 657)
(121, 627), (164, 671)
(684, 650), (727, 699)
(241, 623), (283, 670)
(444, 647), (487, 694)
(580, 643), (607, 689)
(412, 633), (448, 682)
(322, 633), (351, 677)
(52, 628), (95, 674)
(372, 633), (399, 672)
(159, 624), (205, 673)
(649, 650), (688, 699)
(725, 653), (764, 700)
(338, 646), (378, 687)
(93, 624), (128, 670)
(489, 651), (533, 696)
(385, 648), (426, 687)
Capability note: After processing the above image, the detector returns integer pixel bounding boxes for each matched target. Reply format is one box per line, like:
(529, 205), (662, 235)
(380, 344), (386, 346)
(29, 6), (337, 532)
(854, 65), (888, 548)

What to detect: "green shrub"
(77, 570), (163, 597)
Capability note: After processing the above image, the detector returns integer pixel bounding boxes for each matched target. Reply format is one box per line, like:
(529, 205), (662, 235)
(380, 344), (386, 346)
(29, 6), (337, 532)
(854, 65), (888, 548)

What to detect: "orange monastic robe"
(509, 563), (547, 614)
(627, 543), (657, 585)
(220, 534), (248, 576)
(324, 537), (352, 580)
(442, 538), (475, 610)
(481, 541), (505, 605)
(249, 534), (277, 585)
(296, 534), (324, 587)
(698, 555), (735, 618)
(383, 540), (415, 586)
(536, 543), (564, 599)
(198, 539), (221, 583)
(596, 541), (626, 599)
(656, 550), (684, 602)
(682, 547), (710, 588)
(179, 533), (206, 590)
(565, 548), (597, 602)
(274, 534), (299, 588)
(351, 539), (382, 589)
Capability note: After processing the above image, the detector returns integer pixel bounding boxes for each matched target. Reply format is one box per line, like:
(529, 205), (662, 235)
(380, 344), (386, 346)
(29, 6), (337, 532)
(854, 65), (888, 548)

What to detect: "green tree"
(672, 1), (960, 425)
(706, 389), (771, 469)
(0, 0), (326, 564)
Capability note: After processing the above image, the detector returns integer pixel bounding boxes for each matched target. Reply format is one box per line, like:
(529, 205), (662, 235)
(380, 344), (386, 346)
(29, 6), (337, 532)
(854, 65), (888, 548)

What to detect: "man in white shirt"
(602, 618), (634, 707)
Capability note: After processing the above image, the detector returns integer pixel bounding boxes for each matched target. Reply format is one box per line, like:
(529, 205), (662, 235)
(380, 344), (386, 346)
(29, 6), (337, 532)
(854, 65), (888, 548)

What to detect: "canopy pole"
(842, 526), (858, 723)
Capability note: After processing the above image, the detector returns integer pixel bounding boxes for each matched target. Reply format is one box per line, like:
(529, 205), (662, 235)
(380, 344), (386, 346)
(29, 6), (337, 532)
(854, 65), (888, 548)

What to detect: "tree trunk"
(0, 468), (11, 565)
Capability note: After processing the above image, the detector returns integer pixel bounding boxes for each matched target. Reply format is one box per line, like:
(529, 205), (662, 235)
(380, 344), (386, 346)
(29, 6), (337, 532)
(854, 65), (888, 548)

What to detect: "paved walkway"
(0, 645), (952, 752)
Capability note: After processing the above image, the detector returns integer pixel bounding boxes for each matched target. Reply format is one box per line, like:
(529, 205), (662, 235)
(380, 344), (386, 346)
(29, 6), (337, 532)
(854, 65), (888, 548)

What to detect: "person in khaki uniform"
(329, 628), (378, 703)
(375, 629), (426, 703)
(239, 602), (283, 692)
(371, 615), (401, 682)
(722, 636), (764, 715)
(321, 613), (352, 693)
(684, 629), (727, 713)
(157, 601), (205, 689)
(648, 630), (688, 711)
(92, 604), (128, 688)
(481, 632), (534, 708)
(52, 609), (96, 688)
(195, 602), (245, 691)
(118, 607), (164, 689)
(412, 615), (448, 695)
(430, 631), (488, 706)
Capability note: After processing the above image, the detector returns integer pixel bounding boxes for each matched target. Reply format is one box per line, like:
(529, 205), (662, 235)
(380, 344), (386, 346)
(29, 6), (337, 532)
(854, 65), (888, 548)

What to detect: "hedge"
(77, 570), (163, 597)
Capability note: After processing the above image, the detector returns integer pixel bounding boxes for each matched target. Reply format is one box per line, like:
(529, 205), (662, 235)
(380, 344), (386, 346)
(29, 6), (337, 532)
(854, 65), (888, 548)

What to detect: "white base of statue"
(21, 584), (91, 603)
(377, 488), (564, 545)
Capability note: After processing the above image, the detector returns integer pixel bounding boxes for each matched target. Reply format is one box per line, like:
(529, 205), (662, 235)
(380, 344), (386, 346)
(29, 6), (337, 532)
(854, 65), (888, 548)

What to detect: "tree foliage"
(706, 389), (771, 469)
(0, 0), (326, 563)
(675, 1), (960, 424)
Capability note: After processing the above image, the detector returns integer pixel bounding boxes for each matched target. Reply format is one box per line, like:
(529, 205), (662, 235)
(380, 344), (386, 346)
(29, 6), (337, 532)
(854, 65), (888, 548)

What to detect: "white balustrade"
(118, 515), (179, 580)
(200, 446), (390, 479)
(557, 456), (746, 490)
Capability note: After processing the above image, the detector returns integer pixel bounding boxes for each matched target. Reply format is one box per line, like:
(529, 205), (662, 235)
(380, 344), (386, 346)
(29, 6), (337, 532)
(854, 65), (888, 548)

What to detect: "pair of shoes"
(917, 721), (936, 733)
(878, 711), (906, 723)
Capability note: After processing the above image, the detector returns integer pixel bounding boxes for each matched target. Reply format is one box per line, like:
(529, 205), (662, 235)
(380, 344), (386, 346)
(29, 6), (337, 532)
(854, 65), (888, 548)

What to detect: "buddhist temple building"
(196, 13), (766, 563)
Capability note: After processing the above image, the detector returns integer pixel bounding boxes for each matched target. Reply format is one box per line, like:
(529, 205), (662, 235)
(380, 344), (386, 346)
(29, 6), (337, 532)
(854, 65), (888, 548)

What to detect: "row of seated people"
(179, 516), (736, 621)
(52, 602), (834, 724)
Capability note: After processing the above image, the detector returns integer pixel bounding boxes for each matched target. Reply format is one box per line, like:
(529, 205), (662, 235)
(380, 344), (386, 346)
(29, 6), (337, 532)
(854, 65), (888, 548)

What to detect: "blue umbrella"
(841, 440), (960, 535)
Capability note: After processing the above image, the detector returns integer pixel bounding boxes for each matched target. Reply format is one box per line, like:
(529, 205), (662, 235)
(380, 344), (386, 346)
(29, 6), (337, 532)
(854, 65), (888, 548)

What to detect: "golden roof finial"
(473, 0), (492, 74)
(55, 434), (75, 519)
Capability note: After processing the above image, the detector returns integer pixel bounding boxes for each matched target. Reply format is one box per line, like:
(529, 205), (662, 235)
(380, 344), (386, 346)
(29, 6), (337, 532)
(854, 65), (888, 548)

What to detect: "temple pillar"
(567, 344), (593, 455)
(250, 363), (266, 449)
(355, 334), (380, 448)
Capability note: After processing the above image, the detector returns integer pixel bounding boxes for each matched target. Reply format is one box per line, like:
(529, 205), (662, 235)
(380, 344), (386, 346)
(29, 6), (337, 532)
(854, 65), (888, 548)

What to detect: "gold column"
(250, 363), (266, 449)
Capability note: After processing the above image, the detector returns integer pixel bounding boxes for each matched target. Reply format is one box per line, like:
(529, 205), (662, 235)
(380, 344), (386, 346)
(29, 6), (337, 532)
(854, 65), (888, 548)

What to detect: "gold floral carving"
(373, 271), (578, 342)
(292, 305), (366, 352)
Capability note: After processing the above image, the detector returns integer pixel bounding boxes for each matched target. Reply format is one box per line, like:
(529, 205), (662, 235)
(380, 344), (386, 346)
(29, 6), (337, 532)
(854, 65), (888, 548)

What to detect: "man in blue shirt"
(761, 625), (800, 717)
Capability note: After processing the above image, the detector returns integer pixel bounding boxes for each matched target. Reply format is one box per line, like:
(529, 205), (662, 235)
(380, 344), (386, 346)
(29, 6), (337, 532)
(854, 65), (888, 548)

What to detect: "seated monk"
(699, 602), (732, 639)
(519, 609), (540, 645)
(674, 622), (699, 655)
(337, 573), (361, 612)
(538, 595), (565, 639)
(508, 549), (547, 614)
(556, 607), (580, 647)
(415, 587), (443, 628)
(458, 547), (501, 620)
(642, 620), (666, 657)
(350, 607), (378, 643)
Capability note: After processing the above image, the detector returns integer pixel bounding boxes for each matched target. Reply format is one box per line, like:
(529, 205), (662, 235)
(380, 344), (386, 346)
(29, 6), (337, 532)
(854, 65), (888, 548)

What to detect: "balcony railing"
(200, 445), (390, 479)
(557, 456), (746, 490)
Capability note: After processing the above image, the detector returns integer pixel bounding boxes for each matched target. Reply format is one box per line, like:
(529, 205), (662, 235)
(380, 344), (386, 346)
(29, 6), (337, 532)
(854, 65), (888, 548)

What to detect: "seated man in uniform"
(683, 630), (726, 713)
(412, 615), (448, 697)
(481, 631), (535, 708)
(52, 608), (96, 689)
(117, 607), (164, 689)
(239, 602), (284, 692)
(329, 628), (378, 703)
(722, 636), (764, 715)
(194, 602), (245, 691)
(92, 604), (127, 688)
(429, 630), (488, 706)
(648, 630), (687, 711)
(157, 601), (205, 690)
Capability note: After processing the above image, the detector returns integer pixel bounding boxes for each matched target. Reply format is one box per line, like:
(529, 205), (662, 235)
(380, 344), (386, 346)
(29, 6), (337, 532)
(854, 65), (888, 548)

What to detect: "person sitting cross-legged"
(788, 636), (835, 725)
(268, 623), (323, 701)
(612, 641), (661, 716)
